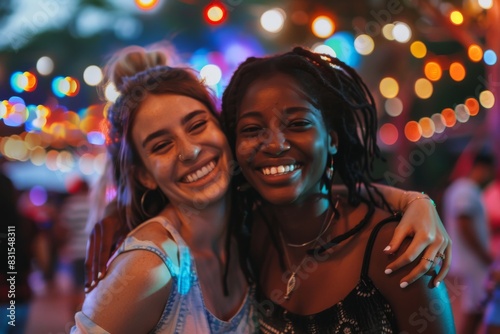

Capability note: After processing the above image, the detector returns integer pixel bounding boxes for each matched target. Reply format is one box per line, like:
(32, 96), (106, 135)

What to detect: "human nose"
(262, 128), (290, 156)
(177, 139), (201, 162)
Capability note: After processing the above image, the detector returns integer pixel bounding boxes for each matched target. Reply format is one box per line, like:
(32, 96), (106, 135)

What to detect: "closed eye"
(189, 119), (207, 133)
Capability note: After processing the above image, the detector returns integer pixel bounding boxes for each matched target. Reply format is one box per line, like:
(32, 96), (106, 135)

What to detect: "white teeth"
(261, 164), (300, 176)
(184, 161), (216, 183)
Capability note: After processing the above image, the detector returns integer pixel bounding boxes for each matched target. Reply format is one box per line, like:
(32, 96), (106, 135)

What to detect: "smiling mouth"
(182, 160), (217, 183)
(260, 164), (301, 176)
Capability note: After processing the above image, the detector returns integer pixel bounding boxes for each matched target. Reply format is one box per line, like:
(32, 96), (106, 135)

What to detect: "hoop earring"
(140, 188), (165, 218)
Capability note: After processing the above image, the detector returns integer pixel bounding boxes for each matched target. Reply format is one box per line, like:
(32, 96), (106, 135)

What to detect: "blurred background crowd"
(0, 0), (499, 333)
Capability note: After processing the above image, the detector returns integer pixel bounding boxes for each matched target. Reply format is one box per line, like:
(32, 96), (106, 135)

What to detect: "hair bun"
(111, 46), (167, 90)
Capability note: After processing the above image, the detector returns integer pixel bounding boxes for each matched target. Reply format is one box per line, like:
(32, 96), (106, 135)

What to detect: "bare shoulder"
(367, 208), (455, 333)
(81, 226), (174, 333)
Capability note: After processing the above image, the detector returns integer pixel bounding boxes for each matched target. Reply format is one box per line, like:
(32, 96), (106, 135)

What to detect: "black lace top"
(257, 216), (400, 334)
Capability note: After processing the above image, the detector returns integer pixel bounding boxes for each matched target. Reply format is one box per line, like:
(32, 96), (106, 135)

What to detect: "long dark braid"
(221, 46), (389, 258)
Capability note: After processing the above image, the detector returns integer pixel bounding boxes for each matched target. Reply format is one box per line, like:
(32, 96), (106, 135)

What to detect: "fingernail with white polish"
(400, 282), (409, 288)
(384, 246), (391, 252)
(435, 281), (440, 288)
(385, 269), (392, 275)
(97, 272), (103, 279)
(91, 280), (96, 287)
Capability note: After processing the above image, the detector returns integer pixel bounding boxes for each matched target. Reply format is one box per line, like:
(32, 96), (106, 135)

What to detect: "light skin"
(80, 94), (247, 333)
(236, 73), (454, 331)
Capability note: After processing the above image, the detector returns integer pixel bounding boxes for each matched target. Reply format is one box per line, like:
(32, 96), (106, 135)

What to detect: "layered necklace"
(278, 197), (340, 300)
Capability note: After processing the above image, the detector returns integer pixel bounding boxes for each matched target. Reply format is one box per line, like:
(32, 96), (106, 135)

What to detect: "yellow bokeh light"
(30, 146), (46, 166)
(419, 117), (435, 138)
(424, 61), (442, 81)
(135, 0), (159, 11)
(450, 10), (464, 25)
(449, 62), (466, 81)
(414, 78), (433, 99)
(468, 44), (483, 62)
(479, 90), (495, 108)
(410, 41), (427, 59)
(382, 24), (395, 41)
(379, 77), (399, 99)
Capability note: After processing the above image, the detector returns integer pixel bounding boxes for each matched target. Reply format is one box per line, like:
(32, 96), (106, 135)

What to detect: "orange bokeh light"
(424, 61), (442, 81)
(449, 62), (466, 81)
(404, 121), (422, 142)
(465, 98), (480, 116)
(441, 108), (457, 127)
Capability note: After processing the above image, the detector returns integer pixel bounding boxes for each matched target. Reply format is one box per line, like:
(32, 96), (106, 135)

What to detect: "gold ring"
(421, 257), (435, 264)
(436, 253), (446, 260)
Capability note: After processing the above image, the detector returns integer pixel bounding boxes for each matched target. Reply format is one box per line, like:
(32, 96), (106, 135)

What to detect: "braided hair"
(220, 46), (387, 257)
(104, 46), (219, 230)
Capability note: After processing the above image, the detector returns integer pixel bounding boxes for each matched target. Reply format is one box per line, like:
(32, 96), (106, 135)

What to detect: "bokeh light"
(483, 49), (497, 65)
(450, 10), (464, 25)
(465, 97), (480, 116)
(354, 34), (374, 55)
(393, 22), (411, 43)
(83, 65), (103, 86)
(200, 64), (222, 86)
(404, 121), (422, 142)
(36, 56), (54, 76)
(379, 123), (399, 145)
(135, 0), (160, 11)
(441, 107), (457, 127)
(479, 90), (495, 108)
(410, 41), (427, 58)
(379, 77), (399, 98)
(468, 44), (483, 62)
(478, 0), (493, 9)
(385, 98), (403, 117)
(382, 24), (395, 41)
(419, 117), (435, 138)
(431, 113), (446, 133)
(455, 104), (470, 123)
(29, 186), (48, 206)
(424, 61), (442, 81)
(260, 8), (286, 33)
(204, 2), (227, 24)
(414, 78), (433, 99)
(311, 15), (335, 38)
(449, 62), (466, 81)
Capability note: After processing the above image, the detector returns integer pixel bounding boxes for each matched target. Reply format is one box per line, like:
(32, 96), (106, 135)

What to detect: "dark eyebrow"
(142, 109), (207, 148)
(238, 106), (315, 122)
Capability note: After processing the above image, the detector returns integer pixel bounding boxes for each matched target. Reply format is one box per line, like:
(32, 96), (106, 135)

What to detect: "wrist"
(399, 191), (436, 212)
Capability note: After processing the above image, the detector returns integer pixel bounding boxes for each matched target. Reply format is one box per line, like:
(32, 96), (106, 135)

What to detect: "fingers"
(97, 218), (117, 282)
(433, 242), (451, 286)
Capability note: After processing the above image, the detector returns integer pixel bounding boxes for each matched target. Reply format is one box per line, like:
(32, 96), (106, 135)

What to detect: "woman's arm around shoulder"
(368, 216), (455, 334)
(78, 223), (174, 334)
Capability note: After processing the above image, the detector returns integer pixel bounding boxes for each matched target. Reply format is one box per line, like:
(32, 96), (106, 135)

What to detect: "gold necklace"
(278, 198), (339, 300)
(286, 198), (340, 248)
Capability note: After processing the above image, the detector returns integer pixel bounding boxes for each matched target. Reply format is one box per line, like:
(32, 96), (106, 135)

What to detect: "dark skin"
(238, 73), (454, 332)
(251, 198), (455, 332)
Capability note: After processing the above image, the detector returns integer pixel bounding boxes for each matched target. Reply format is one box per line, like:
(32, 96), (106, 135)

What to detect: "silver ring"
(436, 253), (446, 260)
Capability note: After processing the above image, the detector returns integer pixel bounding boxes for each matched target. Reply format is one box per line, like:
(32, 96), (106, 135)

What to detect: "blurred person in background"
(0, 164), (38, 334)
(444, 151), (496, 334)
(56, 177), (92, 313)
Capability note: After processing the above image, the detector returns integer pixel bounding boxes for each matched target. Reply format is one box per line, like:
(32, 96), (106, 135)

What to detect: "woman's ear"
(328, 131), (338, 155)
(135, 166), (157, 190)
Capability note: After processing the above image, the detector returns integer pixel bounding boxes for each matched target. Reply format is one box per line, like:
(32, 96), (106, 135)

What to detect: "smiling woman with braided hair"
(80, 45), (453, 334)
(220, 46), (455, 333)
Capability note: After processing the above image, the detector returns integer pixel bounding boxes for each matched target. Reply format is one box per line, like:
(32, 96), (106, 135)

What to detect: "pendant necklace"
(278, 197), (340, 300)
